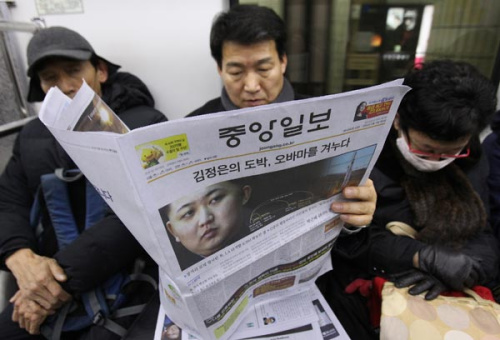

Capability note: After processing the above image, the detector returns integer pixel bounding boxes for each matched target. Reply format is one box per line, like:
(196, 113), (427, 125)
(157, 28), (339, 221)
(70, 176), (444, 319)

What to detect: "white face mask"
(396, 136), (455, 172)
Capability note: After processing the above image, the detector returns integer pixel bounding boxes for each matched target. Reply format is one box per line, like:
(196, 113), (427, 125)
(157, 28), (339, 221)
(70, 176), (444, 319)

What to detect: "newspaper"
(154, 284), (350, 340)
(39, 80), (410, 340)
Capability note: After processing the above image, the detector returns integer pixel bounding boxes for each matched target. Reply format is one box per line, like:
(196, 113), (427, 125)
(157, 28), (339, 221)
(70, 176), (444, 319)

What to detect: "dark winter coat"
(365, 131), (498, 282)
(0, 72), (167, 293)
(323, 131), (500, 339)
(483, 111), (500, 240)
(187, 93), (310, 118)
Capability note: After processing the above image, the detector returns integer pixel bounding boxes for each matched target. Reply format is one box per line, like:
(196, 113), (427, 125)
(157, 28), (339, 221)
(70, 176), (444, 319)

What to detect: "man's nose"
(57, 76), (80, 98)
(243, 72), (261, 93)
(198, 206), (214, 226)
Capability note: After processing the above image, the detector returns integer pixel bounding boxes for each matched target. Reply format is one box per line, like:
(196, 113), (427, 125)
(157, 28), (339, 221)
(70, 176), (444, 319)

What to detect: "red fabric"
(441, 285), (495, 301)
(344, 278), (384, 327)
(345, 277), (496, 328)
(369, 277), (386, 327)
(345, 278), (372, 297)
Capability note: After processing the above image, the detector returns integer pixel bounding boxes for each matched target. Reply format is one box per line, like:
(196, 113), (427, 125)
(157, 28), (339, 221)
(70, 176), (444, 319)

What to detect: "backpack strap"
(81, 265), (158, 337)
(35, 169), (156, 339)
(39, 171), (80, 249)
(83, 175), (108, 230)
(37, 169), (108, 249)
(29, 186), (44, 239)
(41, 303), (71, 340)
(53, 168), (107, 231)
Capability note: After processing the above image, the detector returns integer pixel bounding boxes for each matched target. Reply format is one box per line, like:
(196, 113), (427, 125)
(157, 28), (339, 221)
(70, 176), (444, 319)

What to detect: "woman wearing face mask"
(364, 60), (499, 300)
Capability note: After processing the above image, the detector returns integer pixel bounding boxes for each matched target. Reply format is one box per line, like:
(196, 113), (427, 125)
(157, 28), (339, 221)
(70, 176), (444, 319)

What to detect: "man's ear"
(166, 221), (179, 242)
(96, 60), (109, 83)
(242, 185), (252, 205)
(280, 53), (288, 74)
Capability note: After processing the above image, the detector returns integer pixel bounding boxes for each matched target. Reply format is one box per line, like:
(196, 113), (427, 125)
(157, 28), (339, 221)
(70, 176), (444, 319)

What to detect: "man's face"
(218, 40), (287, 108)
(38, 58), (108, 98)
(166, 182), (251, 257)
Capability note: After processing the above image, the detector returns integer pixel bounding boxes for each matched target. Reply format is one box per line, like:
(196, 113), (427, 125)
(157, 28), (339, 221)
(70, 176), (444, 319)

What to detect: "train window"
(236, 0), (500, 96)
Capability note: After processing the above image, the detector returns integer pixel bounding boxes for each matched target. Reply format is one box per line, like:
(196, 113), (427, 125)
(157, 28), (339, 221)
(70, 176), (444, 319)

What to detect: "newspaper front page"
(39, 80), (409, 340)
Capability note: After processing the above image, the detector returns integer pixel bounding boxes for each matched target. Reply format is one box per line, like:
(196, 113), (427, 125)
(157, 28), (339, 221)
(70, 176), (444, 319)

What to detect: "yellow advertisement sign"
(136, 134), (189, 169)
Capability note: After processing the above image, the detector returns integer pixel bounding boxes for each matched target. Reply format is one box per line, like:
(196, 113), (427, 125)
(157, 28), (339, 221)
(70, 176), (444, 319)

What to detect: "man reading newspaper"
(187, 5), (377, 339)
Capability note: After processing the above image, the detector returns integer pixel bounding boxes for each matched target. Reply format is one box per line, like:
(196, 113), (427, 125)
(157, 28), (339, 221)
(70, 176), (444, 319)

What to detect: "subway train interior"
(1, 0), (500, 338)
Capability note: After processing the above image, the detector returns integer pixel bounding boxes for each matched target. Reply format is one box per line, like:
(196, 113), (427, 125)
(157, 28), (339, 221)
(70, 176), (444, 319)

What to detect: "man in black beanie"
(0, 26), (166, 339)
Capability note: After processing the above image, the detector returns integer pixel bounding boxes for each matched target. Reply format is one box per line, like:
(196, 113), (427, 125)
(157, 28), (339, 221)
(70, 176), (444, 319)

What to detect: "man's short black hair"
(210, 4), (287, 68)
(399, 60), (497, 142)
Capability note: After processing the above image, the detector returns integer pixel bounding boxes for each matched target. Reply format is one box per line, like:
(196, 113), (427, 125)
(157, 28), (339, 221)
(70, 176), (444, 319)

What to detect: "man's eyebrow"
(225, 57), (274, 69)
(255, 57), (273, 66)
(175, 202), (192, 214)
(225, 61), (244, 68)
(203, 188), (222, 199)
(174, 188), (222, 213)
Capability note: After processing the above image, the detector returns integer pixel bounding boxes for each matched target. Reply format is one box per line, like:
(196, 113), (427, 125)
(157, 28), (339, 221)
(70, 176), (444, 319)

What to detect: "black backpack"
(30, 169), (157, 340)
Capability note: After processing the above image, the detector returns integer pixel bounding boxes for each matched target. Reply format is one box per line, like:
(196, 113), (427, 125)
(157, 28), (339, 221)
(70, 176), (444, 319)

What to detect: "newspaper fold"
(39, 80), (410, 340)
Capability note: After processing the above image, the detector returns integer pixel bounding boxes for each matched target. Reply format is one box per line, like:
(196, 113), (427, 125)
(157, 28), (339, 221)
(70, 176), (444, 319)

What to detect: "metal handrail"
(0, 18), (44, 33)
(0, 116), (36, 137)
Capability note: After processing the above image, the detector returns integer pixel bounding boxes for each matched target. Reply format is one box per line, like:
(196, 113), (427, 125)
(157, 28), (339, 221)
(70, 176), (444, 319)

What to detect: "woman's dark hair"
(356, 101), (367, 113)
(210, 4), (287, 68)
(399, 60), (497, 142)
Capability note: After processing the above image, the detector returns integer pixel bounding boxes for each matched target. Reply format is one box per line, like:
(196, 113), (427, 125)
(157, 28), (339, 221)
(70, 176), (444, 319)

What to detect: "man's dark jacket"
(187, 94), (309, 118)
(483, 111), (500, 240)
(0, 72), (167, 293)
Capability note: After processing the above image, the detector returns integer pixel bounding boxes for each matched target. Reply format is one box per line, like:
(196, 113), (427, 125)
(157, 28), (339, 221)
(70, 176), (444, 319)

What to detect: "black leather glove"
(393, 269), (447, 300)
(418, 246), (485, 291)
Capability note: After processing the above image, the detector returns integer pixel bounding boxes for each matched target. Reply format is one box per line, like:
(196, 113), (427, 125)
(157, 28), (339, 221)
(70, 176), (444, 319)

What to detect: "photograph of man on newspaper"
(160, 147), (376, 270)
(73, 94), (129, 133)
(161, 180), (253, 269)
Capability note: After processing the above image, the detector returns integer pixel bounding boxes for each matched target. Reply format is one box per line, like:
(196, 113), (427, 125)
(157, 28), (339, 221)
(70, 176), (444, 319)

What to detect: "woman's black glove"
(418, 246), (485, 290)
(393, 269), (447, 300)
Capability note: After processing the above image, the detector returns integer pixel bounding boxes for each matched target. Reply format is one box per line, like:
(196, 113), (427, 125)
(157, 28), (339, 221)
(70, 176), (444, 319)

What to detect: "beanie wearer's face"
(37, 57), (108, 98)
